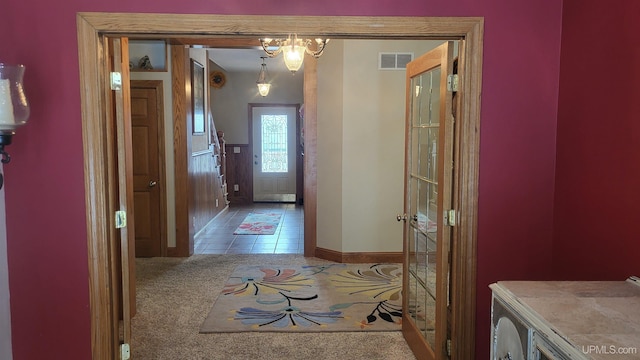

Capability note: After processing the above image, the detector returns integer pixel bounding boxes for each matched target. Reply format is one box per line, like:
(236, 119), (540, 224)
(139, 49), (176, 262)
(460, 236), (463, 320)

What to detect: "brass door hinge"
(115, 210), (127, 229)
(445, 209), (456, 226)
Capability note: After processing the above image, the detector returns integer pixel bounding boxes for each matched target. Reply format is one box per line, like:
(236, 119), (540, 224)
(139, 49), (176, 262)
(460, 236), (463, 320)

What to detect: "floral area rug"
(199, 263), (403, 333)
(233, 212), (282, 235)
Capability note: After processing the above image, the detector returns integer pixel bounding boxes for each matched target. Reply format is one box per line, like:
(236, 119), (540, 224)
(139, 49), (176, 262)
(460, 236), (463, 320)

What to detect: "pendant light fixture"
(256, 57), (271, 97)
(260, 34), (329, 74)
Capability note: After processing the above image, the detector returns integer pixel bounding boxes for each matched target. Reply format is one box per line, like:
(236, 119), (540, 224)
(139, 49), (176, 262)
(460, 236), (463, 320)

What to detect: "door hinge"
(446, 339), (452, 357)
(447, 74), (459, 92)
(110, 72), (122, 91)
(115, 210), (127, 229)
(445, 209), (456, 226)
(120, 343), (131, 360)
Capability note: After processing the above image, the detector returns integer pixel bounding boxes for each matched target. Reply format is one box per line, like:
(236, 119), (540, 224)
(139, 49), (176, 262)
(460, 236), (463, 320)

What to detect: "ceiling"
(207, 48), (297, 74)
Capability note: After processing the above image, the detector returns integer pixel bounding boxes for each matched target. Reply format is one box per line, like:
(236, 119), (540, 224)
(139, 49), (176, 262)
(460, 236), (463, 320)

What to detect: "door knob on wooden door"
(149, 180), (158, 188)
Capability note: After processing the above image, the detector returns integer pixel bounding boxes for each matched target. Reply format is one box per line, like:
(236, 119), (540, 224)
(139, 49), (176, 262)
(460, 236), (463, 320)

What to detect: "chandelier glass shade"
(260, 34), (329, 74)
(256, 57), (271, 97)
(0, 63), (30, 189)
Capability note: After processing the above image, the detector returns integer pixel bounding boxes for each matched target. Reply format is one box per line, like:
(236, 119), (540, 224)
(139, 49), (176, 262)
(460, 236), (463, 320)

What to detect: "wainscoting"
(224, 144), (253, 205)
(190, 151), (227, 232)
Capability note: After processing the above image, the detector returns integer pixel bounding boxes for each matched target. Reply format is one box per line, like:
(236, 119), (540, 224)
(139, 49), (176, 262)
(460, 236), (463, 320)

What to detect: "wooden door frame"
(76, 13), (483, 360)
(248, 103), (301, 203)
(130, 80), (168, 256)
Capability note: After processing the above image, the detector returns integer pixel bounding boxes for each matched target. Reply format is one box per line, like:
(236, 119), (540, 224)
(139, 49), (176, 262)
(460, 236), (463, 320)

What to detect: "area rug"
(200, 263), (403, 333)
(233, 212), (282, 235)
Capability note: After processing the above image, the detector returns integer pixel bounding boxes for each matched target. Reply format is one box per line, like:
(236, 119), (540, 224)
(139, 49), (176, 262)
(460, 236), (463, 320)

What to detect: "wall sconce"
(260, 34), (329, 74)
(0, 64), (30, 190)
(256, 57), (271, 97)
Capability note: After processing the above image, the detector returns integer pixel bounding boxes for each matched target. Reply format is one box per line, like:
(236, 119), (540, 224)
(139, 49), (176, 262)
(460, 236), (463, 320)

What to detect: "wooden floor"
(193, 203), (304, 254)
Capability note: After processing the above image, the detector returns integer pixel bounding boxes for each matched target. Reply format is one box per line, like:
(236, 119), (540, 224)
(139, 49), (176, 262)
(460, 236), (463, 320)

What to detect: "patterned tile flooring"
(193, 203), (304, 255)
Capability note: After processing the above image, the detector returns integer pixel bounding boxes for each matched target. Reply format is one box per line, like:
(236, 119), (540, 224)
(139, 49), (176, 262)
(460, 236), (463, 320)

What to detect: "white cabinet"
(490, 277), (640, 360)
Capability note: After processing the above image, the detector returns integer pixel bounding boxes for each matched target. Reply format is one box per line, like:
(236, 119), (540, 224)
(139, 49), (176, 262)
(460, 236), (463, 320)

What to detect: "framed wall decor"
(191, 59), (205, 134)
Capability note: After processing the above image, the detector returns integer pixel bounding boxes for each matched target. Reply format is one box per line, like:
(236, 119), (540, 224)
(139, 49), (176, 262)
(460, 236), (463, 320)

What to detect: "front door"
(131, 81), (165, 257)
(252, 105), (298, 202)
(402, 41), (456, 359)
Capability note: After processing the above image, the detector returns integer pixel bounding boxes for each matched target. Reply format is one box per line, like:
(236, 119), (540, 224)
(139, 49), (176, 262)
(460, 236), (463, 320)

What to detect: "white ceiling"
(207, 48), (297, 74)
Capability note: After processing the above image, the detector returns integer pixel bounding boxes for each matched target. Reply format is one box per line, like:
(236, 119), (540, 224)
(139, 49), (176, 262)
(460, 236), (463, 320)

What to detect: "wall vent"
(379, 52), (414, 70)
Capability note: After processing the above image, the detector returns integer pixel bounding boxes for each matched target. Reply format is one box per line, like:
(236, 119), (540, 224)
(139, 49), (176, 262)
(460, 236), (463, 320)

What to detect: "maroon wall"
(0, 0), (563, 358)
(553, 1), (640, 280)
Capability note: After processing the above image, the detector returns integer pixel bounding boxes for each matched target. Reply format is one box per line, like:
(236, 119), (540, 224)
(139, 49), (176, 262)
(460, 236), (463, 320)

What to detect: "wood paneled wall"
(190, 152), (227, 232)
(224, 144), (253, 205)
(171, 44), (228, 256)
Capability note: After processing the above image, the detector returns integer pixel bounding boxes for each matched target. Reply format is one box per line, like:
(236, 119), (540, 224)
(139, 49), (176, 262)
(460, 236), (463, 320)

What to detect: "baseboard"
(166, 247), (179, 257)
(314, 247), (403, 263)
(194, 205), (229, 238)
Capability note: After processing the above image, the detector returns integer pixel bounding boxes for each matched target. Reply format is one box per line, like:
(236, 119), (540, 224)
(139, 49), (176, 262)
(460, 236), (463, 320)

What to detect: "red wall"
(0, 1), (563, 358)
(553, 1), (640, 280)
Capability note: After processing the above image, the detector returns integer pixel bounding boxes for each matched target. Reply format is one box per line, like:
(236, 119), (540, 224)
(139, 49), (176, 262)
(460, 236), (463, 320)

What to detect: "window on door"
(261, 114), (289, 173)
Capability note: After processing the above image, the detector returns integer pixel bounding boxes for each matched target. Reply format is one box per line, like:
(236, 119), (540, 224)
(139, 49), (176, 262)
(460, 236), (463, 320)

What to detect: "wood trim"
(403, 314), (436, 360)
(171, 44), (192, 257)
(112, 37), (135, 342)
(303, 58), (317, 258)
(77, 14), (116, 360)
(171, 37), (261, 48)
(76, 13), (482, 360)
(166, 247), (178, 257)
(315, 247), (403, 264)
(449, 20), (483, 360)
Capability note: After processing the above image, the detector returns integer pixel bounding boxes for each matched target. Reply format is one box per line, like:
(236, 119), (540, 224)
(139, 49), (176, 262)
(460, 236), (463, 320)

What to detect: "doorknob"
(149, 180), (158, 188)
(396, 214), (408, 222)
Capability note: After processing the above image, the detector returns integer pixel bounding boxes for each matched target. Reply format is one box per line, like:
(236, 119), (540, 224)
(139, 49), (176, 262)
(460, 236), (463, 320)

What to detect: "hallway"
(193, 203), (304, 254)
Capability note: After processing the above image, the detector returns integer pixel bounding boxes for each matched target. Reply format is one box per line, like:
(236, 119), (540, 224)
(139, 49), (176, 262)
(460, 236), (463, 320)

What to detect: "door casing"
(76, 13), (483, 360)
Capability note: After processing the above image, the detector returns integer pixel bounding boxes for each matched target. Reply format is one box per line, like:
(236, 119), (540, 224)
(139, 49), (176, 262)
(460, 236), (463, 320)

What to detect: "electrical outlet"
(234, 184), (239, 192)
(216, 198), (219, 207)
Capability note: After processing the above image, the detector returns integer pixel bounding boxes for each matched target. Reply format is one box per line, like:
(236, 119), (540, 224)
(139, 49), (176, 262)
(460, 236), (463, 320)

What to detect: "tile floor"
(194, 203), (304, 254)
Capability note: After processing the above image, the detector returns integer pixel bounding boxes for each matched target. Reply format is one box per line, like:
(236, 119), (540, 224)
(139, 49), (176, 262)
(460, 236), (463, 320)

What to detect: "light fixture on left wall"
(0, 64), (30, 190)
(256, 57), (271, 97)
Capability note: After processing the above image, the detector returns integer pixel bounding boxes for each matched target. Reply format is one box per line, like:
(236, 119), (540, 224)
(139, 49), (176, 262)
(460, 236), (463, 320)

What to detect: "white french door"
(252, 106), (298, 202)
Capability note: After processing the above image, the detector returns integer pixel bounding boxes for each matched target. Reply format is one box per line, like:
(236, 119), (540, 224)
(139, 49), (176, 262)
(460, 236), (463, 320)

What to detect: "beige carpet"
(132, 254), (417, 360)
(200, 263), (402, 333)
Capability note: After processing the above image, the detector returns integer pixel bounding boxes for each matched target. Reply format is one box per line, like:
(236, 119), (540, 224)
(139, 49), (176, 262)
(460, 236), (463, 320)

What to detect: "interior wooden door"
(110, 37), (135, 356)
(130, 82), (164, 257)
(402, 41), (456, 360)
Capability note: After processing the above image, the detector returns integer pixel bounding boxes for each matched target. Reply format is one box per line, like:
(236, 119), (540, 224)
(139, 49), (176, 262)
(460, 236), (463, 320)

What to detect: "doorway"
(77, 13), (482, 360)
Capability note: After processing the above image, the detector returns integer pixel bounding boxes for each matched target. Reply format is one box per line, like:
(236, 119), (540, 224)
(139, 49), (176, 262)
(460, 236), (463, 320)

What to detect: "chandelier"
(259, 34), (330, 74)
(256, 57), (271, 97)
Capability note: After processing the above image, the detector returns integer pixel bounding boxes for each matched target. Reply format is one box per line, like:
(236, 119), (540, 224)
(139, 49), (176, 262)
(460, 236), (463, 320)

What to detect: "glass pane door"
(252, 106), (298, 202)
(408, 67), (440, 347)
(403, 41), (455, 360)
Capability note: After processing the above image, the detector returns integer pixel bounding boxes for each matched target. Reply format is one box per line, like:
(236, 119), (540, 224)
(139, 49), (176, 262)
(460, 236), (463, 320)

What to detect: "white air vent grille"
(379, 52), (414, 70)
